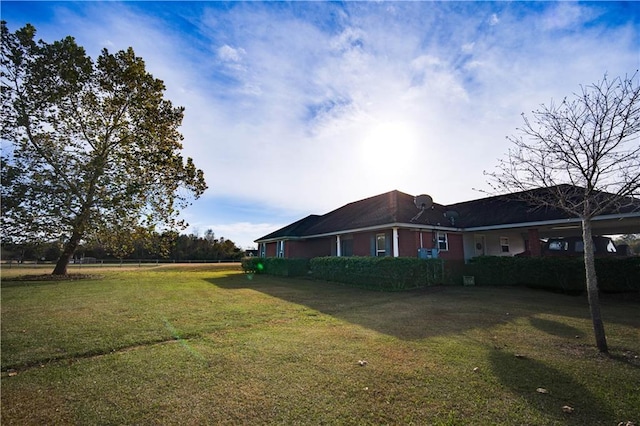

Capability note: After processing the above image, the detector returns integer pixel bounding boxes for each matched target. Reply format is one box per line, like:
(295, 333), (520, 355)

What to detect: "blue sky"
(2, 1), (639, 248)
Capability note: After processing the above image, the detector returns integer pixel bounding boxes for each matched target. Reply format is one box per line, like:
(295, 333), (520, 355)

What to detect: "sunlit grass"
(1, 266), (638, 425)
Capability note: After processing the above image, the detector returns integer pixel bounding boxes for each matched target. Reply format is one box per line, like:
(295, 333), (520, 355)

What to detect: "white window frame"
(276, 240), (285, 258)
(500, 237), (510, 253)
(436, 232), (448, 251)
(376, 233), (386, 257)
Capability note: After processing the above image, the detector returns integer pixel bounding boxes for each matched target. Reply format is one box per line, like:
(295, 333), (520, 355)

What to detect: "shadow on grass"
(489, 349), (615, 423)
(1, 273), (103, 288)
(529, 317), (586, 339)
(207, 273), (599, 342)
(530, 315), (639, 370)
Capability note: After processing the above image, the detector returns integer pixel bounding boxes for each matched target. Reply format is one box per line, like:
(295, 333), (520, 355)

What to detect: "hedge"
(309, 256), (444, 291)
(241, 257), (310, 277)
(591, 257), (640, 293)
(464, 256), (640, 294)
(243, 255), (639, 294)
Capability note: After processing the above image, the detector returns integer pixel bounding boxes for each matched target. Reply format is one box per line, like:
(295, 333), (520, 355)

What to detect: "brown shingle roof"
(257, 214), (321, 241)
(449, 185), (640, 228)
(257, 190), (449, 241)
(256, 186), (640, 242)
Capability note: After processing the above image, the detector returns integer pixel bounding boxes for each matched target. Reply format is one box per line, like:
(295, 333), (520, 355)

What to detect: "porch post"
(336, 235), (341, 257)
(393, 227), (399, 257)
(528, 228), (541, 257)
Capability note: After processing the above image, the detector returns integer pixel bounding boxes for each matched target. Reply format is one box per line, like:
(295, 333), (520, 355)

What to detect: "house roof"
(302, 190), (451, 234)
(258, 190), (450, 241)
(449, 187), (574, 228)
(449, 185), (640, 228)
(257, 214), (321, 241)
(255, 186), (640, 242)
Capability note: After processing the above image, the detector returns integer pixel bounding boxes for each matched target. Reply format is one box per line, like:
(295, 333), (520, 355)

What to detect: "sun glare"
(360, 121), (420, 169)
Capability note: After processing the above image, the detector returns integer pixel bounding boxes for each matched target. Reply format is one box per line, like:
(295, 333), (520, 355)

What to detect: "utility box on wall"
(418, 248), (439, 259)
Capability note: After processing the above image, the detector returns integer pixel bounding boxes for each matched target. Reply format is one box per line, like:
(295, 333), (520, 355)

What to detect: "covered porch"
(462, 213), (640, 261)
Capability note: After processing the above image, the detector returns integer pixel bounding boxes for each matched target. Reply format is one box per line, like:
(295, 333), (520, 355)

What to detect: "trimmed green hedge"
(241, 257), (263, 274)
(243, 255), (639, 294)
(592, 257), (640, 293)
(309, 256), (444, 291)
(464, 256), (640, 294)
(241, 257), (310, 277)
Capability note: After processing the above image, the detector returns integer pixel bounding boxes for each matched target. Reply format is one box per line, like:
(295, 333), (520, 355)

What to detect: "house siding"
(398, 229), (419, 257)
(264, 229), (466, 261)
(265, 242), (277, 257)
(353, 232), (374, 256)
(285, 240), (306, 258)
(412, 230), (436, 252)
(437, 233), (464, 261)
(292, 238), (333, 258)
(484, 232), (526, 257)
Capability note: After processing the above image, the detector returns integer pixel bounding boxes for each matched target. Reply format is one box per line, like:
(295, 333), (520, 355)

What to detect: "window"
(376, 233), (386, 257)
(276, 241), (285, 258)
(575, 241), (584, 252)
(259, 243), (266, 257)
(548, 240), (568, 251)
(436, 232), (448, 251)
(500, 237), (510, 253)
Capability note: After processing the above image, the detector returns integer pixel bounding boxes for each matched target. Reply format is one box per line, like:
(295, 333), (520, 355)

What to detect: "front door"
(474, 235), (486, 257)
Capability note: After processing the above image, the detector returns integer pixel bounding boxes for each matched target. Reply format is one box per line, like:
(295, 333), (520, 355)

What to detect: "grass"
(1, 265), (639, 425)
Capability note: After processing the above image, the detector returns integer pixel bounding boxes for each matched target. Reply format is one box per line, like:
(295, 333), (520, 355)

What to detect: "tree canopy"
(1, 22), (207, 274)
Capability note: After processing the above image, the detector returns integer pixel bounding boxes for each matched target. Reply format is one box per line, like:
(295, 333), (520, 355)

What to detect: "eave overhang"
(255, 222), (462, 244)
(461, 211), (640, 232)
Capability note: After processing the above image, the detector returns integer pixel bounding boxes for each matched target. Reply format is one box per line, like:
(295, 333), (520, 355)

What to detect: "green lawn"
(1, 265), (639, 425)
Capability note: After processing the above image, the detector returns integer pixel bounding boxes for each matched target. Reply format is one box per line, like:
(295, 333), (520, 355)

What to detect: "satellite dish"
(414, 194), (433, 210)
(444, 210), (459, 225)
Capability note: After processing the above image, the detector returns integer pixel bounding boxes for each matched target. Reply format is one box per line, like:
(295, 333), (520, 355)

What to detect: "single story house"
(255, 185), (640, 262)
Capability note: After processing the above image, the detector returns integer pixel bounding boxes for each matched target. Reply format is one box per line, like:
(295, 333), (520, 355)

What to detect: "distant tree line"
(1, 229), (244, 263)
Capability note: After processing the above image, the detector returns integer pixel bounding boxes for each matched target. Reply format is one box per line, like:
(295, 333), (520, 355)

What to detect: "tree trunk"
(52, 181), (97, 275)
(52, 229), (83, 275)
(582, 217), (608, 353)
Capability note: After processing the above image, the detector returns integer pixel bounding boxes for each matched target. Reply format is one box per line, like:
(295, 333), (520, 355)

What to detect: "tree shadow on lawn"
(0, 274), (102, 288)
(529, 317), (586, 339)
(206, 274), (627, 342)
(489, 348), (616, 424)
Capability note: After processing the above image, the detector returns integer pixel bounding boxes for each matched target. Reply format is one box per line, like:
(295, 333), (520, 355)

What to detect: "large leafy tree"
(1, 22), (207, 275)
(487, 73), (640, 353)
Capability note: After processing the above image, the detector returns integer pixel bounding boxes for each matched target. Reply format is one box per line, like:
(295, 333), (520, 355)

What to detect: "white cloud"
(183, 2), (637, 215)
(217, 44), (246, 62)
(461, 42), (475, 54)
(541, 3), (596, 31)
(5, 1), (638, 244)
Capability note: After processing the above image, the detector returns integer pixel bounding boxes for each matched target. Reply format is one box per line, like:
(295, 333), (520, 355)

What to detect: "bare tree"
(487, 73), (640, 353)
